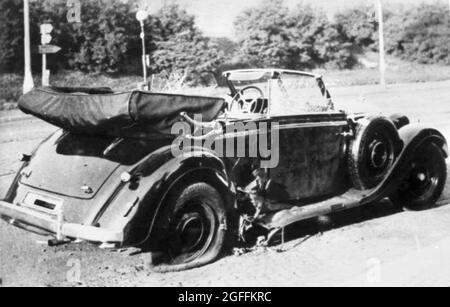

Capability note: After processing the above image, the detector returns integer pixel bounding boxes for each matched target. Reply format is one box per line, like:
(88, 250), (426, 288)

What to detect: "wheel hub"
(410, 166), (433, 192)
(417, 173), (427, 182)
(369, 140), (389, 169)
(176, 212), (206, 252)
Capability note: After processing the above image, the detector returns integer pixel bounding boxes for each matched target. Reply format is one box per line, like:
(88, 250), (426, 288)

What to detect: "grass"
(319, 64), (450, 87)
(1, 59), (450, 110)
(315, 54), (450, 87)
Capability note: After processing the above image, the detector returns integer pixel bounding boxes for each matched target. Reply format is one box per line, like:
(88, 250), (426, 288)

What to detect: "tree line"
(0, 0), (449, 86)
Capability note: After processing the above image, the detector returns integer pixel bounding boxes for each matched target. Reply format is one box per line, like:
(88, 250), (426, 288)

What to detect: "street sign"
(39, 45), (61, 54)
(39, 23), (57, 87)
(40, 23), (53, 45)
(136, 10), (148, 22)
(40, 23), (53, 34)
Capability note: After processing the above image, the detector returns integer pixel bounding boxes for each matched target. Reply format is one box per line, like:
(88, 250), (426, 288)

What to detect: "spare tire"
(348, 116), (401, 190)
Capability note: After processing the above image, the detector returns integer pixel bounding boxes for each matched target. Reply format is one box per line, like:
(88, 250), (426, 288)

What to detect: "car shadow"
(267, 200), (404, 247)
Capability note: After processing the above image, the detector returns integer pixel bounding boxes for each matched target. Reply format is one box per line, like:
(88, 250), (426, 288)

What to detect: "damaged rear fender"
(102, 147), (237, 248)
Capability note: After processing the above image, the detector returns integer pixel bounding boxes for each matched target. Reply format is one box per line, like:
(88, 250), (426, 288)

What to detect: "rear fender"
(362, 124), (448, 205)
(139, 148), (236, 248)
(4, 129), (62, 203)
(99, 147), (235, 247)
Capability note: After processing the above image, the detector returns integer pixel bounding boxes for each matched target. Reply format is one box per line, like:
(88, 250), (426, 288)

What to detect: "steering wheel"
(229, 86), (265, 114)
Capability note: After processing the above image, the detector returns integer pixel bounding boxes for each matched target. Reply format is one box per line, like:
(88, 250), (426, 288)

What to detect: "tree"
(35, 0), (141, 73)
(210, 37), (238, 60)
(0, 0), (23, 72)
(385, 3), (450, 65)
(313, 22), (357, 69)
(0, 0), (43, 72)
(234, 0), (292, 68)
(334, 5), (379, 52)
(150, 4), (224, 85)
(234, 0), (356, 70)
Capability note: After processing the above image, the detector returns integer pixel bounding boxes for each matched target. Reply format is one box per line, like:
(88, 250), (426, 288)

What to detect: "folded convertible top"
(18, 87), (225, 138)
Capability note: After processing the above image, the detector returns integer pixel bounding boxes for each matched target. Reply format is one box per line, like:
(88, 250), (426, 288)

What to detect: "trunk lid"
(20, 131), (172, 199)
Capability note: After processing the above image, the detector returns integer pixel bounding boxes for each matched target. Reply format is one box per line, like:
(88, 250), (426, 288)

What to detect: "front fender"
(362, 124), (448, 205)
(398, 124), (448, 157)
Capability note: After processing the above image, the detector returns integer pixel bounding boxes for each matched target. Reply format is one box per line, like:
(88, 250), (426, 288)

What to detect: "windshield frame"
(223, 69), (333, 118)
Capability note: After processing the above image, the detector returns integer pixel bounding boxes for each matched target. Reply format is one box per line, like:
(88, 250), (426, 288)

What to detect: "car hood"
(20, 130), (172, 200)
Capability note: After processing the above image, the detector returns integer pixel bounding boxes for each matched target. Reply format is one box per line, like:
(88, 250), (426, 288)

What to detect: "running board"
(255, 189), (372, 241)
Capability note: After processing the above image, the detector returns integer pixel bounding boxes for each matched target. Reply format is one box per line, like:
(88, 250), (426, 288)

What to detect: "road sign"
(38, 45), (61, 54)
(40, 23), (53, 45)
(40, 23), (53, 34)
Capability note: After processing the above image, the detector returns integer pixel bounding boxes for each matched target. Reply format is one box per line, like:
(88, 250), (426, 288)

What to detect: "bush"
(0, 73), (24, 102)
(0, 1), (223, 85)
(289, 6), (355, 69)
(150, 4), (224, 86)
(32, 0), (141, 74)
(0, 0), (22, 72)
(334, 5), (379, 52)
(385, 3), (450, 65)
(233, 0), (356, 70)
(0, 0), (43, 72)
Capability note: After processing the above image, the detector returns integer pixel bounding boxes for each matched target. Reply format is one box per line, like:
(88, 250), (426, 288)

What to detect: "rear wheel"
(155, 183), (228, 272)
(390, 143), (447, 211)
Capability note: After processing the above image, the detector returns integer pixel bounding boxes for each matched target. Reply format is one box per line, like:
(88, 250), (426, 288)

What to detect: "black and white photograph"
(0, 0), (449, 289)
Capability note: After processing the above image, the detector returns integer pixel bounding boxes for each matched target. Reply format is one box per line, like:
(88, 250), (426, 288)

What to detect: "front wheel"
(390, 143), (447, 211)
(155, 183), (228, 272)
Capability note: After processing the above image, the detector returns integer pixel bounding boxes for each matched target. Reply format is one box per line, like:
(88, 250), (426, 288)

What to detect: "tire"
(154, 183), (228, 272)
(390, 143), (447, 211)
(348, 117), (401, 190)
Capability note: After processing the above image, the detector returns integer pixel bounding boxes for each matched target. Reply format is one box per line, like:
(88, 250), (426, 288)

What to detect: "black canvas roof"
(18, 87), (225, 138)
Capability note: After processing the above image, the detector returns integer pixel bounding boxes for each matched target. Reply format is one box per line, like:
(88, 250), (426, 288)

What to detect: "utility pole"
(376, 0), (386, 88)
(23, 0), (34, 94)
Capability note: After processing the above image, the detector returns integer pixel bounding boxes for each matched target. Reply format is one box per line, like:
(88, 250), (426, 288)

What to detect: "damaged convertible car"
(0, 69), (448, 271)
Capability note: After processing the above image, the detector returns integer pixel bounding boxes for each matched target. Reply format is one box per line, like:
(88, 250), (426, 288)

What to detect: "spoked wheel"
(390, 143), (447, 211)
(156, 183), (228, 272)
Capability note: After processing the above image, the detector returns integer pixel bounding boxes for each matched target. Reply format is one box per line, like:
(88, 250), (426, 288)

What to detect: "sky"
(143, 0), (447, 37)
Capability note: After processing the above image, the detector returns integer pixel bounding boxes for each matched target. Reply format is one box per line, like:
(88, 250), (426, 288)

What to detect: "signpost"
(23, 0), (34, 94)
(40, 24), (61, 87)
(39, 45), (62, 54)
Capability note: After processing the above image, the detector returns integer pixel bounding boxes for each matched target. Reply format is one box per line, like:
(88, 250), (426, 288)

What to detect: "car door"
(267, 113), (349, 202)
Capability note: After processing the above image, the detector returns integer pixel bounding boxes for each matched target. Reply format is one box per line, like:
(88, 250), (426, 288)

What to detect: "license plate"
(22, 193), (63, 214)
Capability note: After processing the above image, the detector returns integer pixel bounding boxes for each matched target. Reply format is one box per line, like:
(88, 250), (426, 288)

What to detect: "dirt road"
(1, 81), (450, 287)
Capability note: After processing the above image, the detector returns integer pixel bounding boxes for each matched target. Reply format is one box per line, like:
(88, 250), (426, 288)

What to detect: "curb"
(0, 113), (33, 124)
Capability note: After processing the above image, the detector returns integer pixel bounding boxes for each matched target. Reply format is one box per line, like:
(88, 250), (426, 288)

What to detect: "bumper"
(0, 201), (123, 244)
